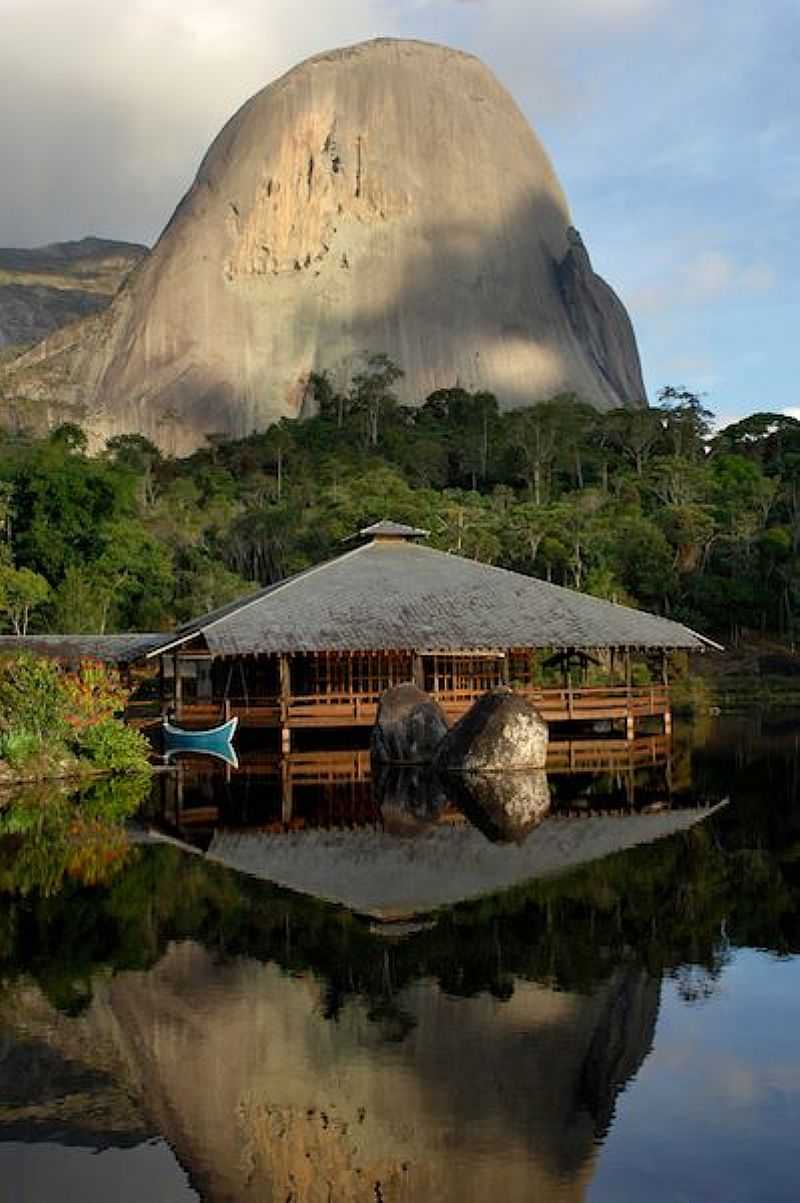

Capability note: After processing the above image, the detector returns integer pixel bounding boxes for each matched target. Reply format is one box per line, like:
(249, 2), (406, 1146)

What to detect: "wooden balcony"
(134, 683), (670, 738)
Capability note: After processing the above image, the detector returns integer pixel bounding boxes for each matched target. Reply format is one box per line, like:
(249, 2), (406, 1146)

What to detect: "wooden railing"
(285, 684), (669, 727)
(132, 684), (670, 730)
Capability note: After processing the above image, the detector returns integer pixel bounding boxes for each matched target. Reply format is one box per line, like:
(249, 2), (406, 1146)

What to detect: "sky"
(0, 0), (797, 423)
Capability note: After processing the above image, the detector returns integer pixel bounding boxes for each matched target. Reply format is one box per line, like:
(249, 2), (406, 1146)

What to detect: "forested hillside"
(0, 357), (795, 644)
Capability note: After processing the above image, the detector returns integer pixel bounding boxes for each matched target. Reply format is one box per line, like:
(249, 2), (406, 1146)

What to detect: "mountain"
(0, 237), (146, 350)
(1, 39), (646, 452)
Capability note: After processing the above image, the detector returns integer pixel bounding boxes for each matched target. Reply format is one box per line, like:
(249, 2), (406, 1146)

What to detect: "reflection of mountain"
(1, 944), (659, 1203)
(202, 804), (725, 919)
(0, 987), (152, 1149)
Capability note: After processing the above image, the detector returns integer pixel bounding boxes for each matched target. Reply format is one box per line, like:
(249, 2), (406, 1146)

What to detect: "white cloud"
(0, 0), (680, 247)
(632, 250), (776, 315)
(0, 0), (393, 246)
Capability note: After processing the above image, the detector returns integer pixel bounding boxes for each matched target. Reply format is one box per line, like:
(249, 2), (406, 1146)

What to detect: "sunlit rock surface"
(4, 39), (646, 451)
(435, 688), (549, 772)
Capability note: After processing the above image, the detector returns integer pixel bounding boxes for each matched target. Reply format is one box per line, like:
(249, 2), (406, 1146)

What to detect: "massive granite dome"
(8, 39), (646, 451)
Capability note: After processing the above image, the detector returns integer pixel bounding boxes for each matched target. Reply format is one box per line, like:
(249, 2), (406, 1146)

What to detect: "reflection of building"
(153, 735), (675, 839)
(149, 745), (725, 920)
(1, 943), (660, 1203)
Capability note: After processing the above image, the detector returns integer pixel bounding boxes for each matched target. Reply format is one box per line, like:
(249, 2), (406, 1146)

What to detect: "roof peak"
(349, 519), (430, 543)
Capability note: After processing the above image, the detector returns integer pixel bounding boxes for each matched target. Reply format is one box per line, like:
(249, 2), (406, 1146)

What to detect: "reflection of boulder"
(435, 688), (548, 772)
(372, 761), (449, 826)
(370, 684), (449, 765)
(448, 770), (551, 843)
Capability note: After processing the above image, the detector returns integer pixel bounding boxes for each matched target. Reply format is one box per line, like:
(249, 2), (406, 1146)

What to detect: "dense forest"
(0, 355), (797, 643)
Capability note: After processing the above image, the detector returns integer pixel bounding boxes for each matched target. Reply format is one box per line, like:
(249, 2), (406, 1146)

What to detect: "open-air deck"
(161, 681), (672, 737)
(135, 518), (714, 744)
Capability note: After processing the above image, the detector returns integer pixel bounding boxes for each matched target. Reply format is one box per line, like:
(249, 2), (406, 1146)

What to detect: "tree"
(349, 353), (404, 447)
(507, 402), (561, 504)
(0, 563), (50, 634)
(657, 386), (714, 459)
(603, 407), (663, 477)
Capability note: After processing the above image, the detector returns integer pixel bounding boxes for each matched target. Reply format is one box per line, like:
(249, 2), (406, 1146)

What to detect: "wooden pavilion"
(141, 520), (717, 747)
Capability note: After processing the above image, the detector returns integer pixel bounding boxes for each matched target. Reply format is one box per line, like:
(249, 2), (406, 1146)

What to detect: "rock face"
(0, 238), (146, 349)
(3, 39), (646, 451)
(370, 682), (449, 764)
(435, 687), (548, 772)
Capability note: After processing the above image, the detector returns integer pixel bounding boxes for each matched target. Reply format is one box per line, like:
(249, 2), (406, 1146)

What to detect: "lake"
(1, 711), (799, 1202)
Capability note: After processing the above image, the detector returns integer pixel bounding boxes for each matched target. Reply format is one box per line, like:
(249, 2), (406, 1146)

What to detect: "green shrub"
(73, 720), (151, 774)
(0, 654), (68, 743)
(0, 729), (44, 770)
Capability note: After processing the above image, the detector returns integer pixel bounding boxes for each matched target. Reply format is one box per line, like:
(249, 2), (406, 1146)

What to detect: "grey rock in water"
(370, 682), (449, 765)
(434, 687), (549, 772)
(448, 769), (551, 843)
(3, 38), (646, 450)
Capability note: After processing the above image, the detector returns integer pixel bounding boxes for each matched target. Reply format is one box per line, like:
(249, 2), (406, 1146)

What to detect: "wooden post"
(502, 652), (510, 686)
(159, 657), (166, 717)
(173, 652), (182, 719)
(281, 757), (292, 822)
(413, 652), (424, 690)
(661, 651), (672, 735)
(279, 654), (291, 754)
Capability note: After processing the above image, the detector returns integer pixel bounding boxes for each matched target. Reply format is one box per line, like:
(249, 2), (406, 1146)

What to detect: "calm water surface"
(1, 712), (799, 1202)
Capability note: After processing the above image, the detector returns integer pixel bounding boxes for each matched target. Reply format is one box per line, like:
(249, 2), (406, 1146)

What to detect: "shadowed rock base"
(371, 683), (449, 765)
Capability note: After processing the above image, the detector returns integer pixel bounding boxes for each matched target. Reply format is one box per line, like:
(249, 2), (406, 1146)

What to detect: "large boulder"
(434, 688), (548, 773)
(370, 683), (449, 765)
(2, 39), (647, 450)
(447, 769), (551, 843)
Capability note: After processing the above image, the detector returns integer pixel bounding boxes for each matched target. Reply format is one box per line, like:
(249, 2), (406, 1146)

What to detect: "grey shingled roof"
(148, 538), (713, 657)
(0, 634), (165, 665)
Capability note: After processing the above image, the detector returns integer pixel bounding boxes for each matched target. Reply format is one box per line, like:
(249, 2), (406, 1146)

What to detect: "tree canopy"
(0, 362), (796, 643)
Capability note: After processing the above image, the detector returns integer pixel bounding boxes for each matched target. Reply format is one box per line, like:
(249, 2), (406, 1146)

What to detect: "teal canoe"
(162, 715), (238, 755)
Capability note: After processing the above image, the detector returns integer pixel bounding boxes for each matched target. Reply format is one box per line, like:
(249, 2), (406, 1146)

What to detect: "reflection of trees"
(0, 776), (149, 899)
(2, 712), (800, 1025)
(2, 804), (798, 1027)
